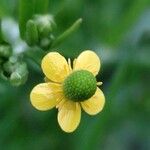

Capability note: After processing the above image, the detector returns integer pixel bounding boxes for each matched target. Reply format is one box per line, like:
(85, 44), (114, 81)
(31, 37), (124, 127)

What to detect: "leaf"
(51, 18), (82, 48)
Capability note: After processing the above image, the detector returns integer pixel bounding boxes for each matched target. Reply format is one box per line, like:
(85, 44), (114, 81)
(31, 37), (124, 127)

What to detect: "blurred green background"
(0, 0), (150, 150)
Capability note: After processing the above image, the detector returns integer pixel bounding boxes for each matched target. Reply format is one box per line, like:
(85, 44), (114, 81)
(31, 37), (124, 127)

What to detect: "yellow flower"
(30, 50), (105, 133)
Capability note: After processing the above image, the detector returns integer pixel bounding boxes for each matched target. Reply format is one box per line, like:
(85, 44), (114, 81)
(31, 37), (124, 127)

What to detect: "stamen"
(44, 77), (50, 82)
(73, 58), (77, 69)
(97, 82), (103, 86)
(68, 58), (72, 72)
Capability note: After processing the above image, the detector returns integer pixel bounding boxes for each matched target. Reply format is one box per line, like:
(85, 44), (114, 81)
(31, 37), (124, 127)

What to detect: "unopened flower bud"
(9, 62), (28, 86)
(33, 14), (56, 38)
(26, 20), (39, 46)
(0, 43), (12, 58)
(39, 35), (54, 50)
(1, 56), (28, 86)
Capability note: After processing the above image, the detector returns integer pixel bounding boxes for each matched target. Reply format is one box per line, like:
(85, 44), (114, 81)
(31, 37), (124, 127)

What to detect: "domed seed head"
(63, 70), (97, 102)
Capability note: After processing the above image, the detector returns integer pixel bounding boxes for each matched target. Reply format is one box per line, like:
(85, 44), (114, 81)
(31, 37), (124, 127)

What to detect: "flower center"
(63, 70), (97, 102)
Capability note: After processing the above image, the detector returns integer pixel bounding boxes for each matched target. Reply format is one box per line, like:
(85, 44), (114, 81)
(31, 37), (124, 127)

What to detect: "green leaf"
(51, 18), (82, 48)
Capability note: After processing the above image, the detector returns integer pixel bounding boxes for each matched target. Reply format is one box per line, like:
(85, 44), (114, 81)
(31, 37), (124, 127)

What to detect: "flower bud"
(1, 57), (28, 86)
(39, 34), (55, 50)
(33, 14), (56, 38)
(0, 43), (12, 58)
(3, 60), (14, 74)
(39, 37), (51, 49)
(26, 20), (39, 46)
(9, 62), (28, 86)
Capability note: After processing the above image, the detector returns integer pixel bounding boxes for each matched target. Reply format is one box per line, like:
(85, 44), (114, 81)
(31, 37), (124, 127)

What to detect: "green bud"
(9, 62), (28, 86)
(33, 14), (56, 38)
(1, 57), (28, 86)
(0, 61), (12, 80)
(39, 34), (55, 50)
(0, 43), (12, 58)
(9, 56), (18, 63)
(3, 61), (14, 74)
(26, 20), (39, 46)
(39, 37), (51, 49)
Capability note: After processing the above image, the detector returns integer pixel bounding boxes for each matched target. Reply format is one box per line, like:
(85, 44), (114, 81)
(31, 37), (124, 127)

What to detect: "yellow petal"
(58, 100), (81, 133)
(74, 50), (100, 76)
(30, 83), (63, 111)
(81, 88), (105, 115)
(41, 52), (70, 83)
